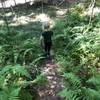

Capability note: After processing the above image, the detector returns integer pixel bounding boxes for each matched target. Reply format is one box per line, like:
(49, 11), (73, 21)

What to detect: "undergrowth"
(0, 27), (46, 100)
(53, 4), (100, 100)
(0, 2), (100, 100)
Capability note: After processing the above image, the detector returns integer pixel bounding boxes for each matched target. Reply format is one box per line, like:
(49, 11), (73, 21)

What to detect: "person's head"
(42, 22), (50, 31)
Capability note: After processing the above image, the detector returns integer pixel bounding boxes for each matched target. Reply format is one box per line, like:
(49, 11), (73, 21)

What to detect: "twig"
(83, 0), (95, 34)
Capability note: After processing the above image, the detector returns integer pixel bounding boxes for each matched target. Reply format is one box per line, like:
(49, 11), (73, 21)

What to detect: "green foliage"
(0, 64), (47, 100)
(58, 73), (81, 100)
(58, 88), (79, 100)
(86, 75), (100, 89)
(0, 27), (45, 99)
(58, 72), (100, 100)
(63, 73), (81, 89)
(0, 64), (30, 100)
(0, 30), (42, 65)
(0, 65), (30, 78)
(72, 3), (85, 14)
(0, 22), (47, 99)
(0, 87), (21, 100)
(54, 4), (100, 100)
(33, 74), (47, 86)
(82, 87), (100, 100)
(83, 0), (100, 7)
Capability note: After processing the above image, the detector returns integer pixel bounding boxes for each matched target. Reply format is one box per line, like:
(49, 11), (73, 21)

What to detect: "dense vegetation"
(0, 0), (100, 100)
(53, 4), (100, 100)
(0, 16), (46, 100)
(0, 30), (47, 100)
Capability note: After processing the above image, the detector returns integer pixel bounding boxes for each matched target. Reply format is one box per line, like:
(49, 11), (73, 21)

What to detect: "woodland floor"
(37, 57), (64, 100)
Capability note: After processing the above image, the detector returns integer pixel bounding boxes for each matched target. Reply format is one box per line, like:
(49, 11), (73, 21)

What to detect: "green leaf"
(58, 89), (79, 100)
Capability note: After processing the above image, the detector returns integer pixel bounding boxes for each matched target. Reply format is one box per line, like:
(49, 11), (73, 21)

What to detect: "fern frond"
(82, 87), (100, 100)
(86, 76), (100, 89)
(0, 65), (31, 78)
(63, 73), (81, 89)
(58, 89), (79, 100)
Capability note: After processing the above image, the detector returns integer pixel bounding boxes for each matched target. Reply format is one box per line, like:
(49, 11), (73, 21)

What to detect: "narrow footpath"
(38, 58), (64, 100)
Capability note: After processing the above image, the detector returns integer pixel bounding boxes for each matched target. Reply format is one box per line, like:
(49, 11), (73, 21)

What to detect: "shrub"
(53, 5), (100, 100)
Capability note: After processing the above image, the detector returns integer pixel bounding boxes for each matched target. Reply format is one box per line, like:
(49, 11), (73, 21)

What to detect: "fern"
(0, 76), (6, 89)
(58, 89), (79, 100)
(32, 74), (47, 86)
(0, 91), (8, 100)
(55, 6), (100, 100)
(86, 76), (100, 89)
(0, 85), (20, 100)
(19, 89), (33, 100)
(0, 65), (31, 78)
(58, 73), (82, 100)
(82, 87), (100, 100)
(30, 56), (45, 65)
(63, 73), (81, 89)
(7, 87), (21, 100)
(0, 30), (41, 65)
(0, 64), (44, 100)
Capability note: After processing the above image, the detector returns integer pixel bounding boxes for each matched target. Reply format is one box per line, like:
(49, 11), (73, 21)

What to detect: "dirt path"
(38, 58), (64, 100)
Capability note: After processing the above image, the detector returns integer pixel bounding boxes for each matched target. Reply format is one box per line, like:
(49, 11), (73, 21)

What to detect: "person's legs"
(47, 42), (52, 56)
(44, 42), (52, 57)
(44, 42), (48, 57)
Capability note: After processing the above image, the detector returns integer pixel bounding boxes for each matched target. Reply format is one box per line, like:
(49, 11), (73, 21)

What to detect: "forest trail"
(37, 57), (64, 100)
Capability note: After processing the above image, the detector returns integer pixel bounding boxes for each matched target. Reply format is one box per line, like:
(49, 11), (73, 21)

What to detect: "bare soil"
(37, 58), (64, 100)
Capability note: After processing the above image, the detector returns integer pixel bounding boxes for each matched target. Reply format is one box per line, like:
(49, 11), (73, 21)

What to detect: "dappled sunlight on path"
(38, 58), (64, 100)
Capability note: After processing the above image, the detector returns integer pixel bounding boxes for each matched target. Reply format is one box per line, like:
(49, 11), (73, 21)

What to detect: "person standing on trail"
(40, 22), (53, 58)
